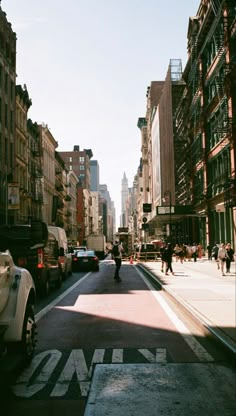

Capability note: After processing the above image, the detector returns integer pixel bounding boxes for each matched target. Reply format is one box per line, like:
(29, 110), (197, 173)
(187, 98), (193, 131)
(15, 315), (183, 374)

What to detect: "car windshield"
(74, 246), (87, 252)
(77, 250), (95, 257)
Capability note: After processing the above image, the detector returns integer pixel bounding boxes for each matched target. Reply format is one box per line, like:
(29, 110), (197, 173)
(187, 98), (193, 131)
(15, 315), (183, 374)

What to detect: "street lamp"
(163, 190), (172, 243)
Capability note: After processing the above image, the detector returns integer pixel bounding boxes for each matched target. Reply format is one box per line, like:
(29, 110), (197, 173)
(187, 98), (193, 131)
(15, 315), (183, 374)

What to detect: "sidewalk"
(137, 257), (236, 358)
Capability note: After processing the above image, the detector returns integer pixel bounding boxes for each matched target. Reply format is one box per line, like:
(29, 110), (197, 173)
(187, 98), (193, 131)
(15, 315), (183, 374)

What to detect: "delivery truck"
(86, 234), (106, 259)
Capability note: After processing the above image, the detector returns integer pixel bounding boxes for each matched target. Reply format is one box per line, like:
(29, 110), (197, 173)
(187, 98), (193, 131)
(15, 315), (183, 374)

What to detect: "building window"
(80, 165), (85, 170)
(69, 157), (72, 162)
(80, 157), (84, 163)
(69, 165), (73, 170)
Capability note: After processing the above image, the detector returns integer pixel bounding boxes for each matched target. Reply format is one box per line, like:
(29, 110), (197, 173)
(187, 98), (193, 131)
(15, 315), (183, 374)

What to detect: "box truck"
(86, 234), (106, 259)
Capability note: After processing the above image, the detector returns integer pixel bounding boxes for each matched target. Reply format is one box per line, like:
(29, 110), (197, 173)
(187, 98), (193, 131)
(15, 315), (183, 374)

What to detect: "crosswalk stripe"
(112, 349), (124, 362)
(138, 348), (167, 363)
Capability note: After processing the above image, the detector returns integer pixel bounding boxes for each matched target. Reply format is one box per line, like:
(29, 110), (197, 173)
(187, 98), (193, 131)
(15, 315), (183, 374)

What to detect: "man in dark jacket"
(163, 243), (174, 276)
(112, 241), (123, 282)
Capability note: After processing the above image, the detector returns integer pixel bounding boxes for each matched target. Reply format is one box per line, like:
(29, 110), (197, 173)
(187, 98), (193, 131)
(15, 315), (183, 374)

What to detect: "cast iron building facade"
(0, 6), (16, 224)
(174, 0), (236, 247)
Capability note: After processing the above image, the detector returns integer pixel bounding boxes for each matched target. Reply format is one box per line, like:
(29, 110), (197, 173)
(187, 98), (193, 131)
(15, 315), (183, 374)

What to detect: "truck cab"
(0, 221), (62, 297)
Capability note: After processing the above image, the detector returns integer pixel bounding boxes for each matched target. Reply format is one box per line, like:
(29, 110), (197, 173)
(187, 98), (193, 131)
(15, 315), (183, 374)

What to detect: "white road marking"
(35, 272), (91, 322)
(112, 349), (123, 363)
(138, 348), (167, 363)
(13, 350), (62, 397)
(11, 347), (168, 398)
(51, 349), (105, 397)
(136, 267), (214, 362)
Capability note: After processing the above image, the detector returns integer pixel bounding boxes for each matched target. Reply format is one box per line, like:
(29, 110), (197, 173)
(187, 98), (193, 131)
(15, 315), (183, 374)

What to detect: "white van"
(48, 226), (72, 278)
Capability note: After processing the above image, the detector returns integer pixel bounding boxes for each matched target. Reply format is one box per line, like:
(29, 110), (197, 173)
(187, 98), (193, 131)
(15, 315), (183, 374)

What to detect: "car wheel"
(68, 264), (72, 276)
(21, 304), (37, 363)
(7, 303), (37, 364)
(55, 270), (62, 288)
(41, 276), (50, 297)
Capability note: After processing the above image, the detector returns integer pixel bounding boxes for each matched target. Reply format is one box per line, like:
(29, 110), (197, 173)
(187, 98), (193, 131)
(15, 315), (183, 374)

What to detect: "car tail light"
(37, 248), (44, 269)
(17, 257), (27, 267)
(59, 256), (65, 265)
(73, 257), (78, 262)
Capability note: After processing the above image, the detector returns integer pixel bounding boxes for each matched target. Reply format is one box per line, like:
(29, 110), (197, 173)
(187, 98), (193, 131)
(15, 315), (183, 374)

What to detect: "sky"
(2, 0), (200, 226)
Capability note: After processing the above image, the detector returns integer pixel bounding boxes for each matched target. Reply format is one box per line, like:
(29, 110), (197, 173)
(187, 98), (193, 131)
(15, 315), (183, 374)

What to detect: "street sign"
(156, 206), (175, 215)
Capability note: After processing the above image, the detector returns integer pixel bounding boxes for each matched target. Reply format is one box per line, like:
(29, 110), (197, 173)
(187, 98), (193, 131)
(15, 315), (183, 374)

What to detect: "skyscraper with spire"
(121, 172), (128, 227)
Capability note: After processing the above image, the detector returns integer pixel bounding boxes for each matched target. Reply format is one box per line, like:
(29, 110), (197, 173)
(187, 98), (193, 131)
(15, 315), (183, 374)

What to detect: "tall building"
(174, 0), (236, 247)
(59, 146), (93, 245)
(59, 145), (93, 189)
(121, 172), (128, 227)
(90, 160), (100, 191)
(39, 124), (58, 225)
(99, 184), (113, 242)
(15, 84), (32, 224)
(134, 0), (236, 249)
(0, 6), (16, 224)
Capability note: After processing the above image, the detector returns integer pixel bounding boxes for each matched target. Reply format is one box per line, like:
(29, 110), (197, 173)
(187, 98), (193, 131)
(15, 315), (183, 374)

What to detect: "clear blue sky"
(2, 0), (200, 225)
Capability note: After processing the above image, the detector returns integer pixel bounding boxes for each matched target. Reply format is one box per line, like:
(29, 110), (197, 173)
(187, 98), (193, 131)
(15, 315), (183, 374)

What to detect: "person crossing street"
(112, 240), (124, 282)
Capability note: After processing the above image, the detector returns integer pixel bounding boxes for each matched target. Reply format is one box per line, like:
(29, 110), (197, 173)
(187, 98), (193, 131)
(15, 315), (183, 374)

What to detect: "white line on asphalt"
(138, 348), (167, 363)
(35, 272), (91, 322)
(112, 349), (123, 363)
(136, 267), (214, 362)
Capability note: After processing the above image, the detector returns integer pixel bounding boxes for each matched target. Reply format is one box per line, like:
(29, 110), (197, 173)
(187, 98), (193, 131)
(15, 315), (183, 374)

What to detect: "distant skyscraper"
(121, 172), (128, 227)
(90, 160), (100, 191)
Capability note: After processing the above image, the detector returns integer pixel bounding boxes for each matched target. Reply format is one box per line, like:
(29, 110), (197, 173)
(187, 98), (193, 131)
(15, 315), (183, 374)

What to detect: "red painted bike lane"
(36, 262), (201, 361)
(3, 260), (216, 416)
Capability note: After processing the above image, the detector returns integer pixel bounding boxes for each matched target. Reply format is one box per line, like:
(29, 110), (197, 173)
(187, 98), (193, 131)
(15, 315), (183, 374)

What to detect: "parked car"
(71, 246), (87, 255)
(0, 250), (36, 365)
(0, 222), (62, 297)
(136, 243), (159, 260)
(72, 250), (99, 272)
(48, 226), (72, 278)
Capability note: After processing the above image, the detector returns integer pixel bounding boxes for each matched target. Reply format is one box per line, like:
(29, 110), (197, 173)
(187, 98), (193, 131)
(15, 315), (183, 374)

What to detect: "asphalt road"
(1, 258), (235, 416)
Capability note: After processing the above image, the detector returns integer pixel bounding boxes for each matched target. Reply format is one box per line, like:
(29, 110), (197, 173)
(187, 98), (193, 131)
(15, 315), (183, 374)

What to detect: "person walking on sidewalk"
(164, 243), (174, 276)
(192, 243), (198, 262)
(112, 240), (124, 282)
(225, 243), (234, 273)
(212, 243), (220, 269)
(218, 243), (227, 276)
(160, 242), (166, 272)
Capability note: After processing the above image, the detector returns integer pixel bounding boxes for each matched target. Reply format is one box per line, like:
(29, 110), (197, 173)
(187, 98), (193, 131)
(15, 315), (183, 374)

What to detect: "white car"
(0, 250), (37, 364)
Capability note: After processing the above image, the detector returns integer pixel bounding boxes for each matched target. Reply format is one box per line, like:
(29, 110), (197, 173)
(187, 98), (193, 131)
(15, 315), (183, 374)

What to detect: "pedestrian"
(206, 244), (212, 260)
(212, 243), (220, 269)
(191, 243), (197, 262)
(197, 243), (203, 259)
(164, 243), (174, 276)
(159, 242), (166, 272)
(225, 243), (234, 273)
(173, 243), (181, 262)
(217, 243), (227, 276)
(112, 240), (124, 282)
(186, 244), (192, 261)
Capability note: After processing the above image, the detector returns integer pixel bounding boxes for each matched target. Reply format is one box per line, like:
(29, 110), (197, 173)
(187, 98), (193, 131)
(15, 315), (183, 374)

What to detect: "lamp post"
(163, 190), (172, 243)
